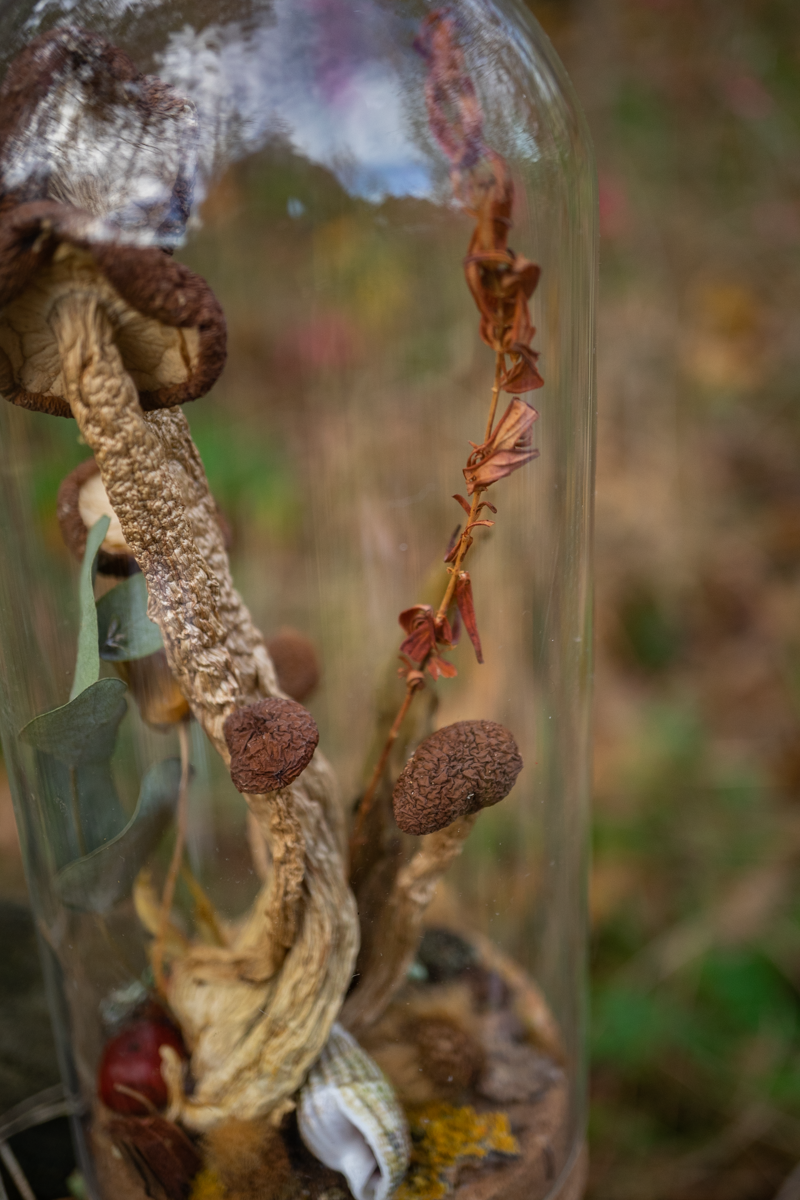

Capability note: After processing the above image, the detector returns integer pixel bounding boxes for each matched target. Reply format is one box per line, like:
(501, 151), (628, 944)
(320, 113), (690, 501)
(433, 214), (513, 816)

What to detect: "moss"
(396, 1103), (519, 1200)
(190, 1169), (226, 1200)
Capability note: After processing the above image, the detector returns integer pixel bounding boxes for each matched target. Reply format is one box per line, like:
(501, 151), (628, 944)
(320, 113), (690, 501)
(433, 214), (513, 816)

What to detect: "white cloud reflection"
(156, 7), (433, 205)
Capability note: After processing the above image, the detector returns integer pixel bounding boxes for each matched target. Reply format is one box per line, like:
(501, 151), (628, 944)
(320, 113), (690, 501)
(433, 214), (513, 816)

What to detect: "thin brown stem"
(153, 720), (191, 994)
(483, 351), (504, 442)
(348, 355), (505, 865)
(436, 485), (483, 622)
(349, 682), (419, 857)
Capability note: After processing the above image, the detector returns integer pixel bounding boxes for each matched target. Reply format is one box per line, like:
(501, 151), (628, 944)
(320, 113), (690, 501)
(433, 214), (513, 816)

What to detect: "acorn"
(392, 720), (523, 836)
(98, 1011), (187, 1115)
(223, 697), (319, 794)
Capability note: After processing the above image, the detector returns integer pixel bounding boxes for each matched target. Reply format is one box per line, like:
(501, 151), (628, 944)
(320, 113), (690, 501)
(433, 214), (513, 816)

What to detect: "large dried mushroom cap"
(0, 201), (226, 416)
(224, 697), (320, 794)
(392, 720), (523, 836)
(0, 27), (197, 244)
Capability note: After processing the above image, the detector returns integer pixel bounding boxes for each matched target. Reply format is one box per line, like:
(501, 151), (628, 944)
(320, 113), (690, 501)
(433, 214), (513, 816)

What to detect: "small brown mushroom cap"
(223, 697), (319, 795)
(0, 201), (226, 417)
(392, 720), (523, 836)
(57, 457), (233, 575)
(266, 627), (321, 703)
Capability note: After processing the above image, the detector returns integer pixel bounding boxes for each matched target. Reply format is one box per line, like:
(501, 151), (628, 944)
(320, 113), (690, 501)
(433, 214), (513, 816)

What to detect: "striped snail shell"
(297, 1023), (410, 1200)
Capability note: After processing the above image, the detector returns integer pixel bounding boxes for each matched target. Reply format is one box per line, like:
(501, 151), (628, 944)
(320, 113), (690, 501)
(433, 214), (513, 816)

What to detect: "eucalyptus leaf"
(56, 758), (185, 913)
(71, 515), (110, 700)
(96, 572), (163, 662)
(21, 678), (127, 767)
(21, 678), (129, 861)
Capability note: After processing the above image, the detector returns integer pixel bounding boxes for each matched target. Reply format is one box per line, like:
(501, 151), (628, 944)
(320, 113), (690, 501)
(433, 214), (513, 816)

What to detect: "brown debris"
(102, 1112), (201, 1200)
(202, 1116), (293, 1200)
(393, 721), (523, 836)
(414, 1016), (485, 1093)
(266, 627), (321, 702)
(224, 698), (320, 795)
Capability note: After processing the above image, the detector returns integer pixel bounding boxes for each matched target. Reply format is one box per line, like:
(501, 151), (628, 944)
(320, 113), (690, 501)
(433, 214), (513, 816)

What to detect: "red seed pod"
(98, 1016), (187, 1115)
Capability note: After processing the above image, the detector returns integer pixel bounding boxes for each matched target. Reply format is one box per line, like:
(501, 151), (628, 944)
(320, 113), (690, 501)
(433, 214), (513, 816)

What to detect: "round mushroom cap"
(0, 27), (197, 246)
(223, 697), (320, 795)
(266, 627), (321, 703)
(392, 720), (523, 836)
(0, 201), (226, 416)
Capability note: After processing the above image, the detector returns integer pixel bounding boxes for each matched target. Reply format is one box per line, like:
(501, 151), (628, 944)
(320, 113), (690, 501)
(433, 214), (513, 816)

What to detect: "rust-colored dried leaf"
(463, 399), (540, 495)
(223, 697), (319, 794)
(398, 604), (457, 679)
(455, 572), (483, 664)
(500, 342), (544, 394)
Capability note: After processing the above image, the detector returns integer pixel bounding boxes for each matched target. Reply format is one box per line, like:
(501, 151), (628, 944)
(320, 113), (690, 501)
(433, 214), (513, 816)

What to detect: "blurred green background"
(530, 0), (800, 1196)
(1, 1), (800, 1198)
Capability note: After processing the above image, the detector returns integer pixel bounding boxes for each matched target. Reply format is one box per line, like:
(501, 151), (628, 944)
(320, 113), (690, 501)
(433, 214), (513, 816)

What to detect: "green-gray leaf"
(21, 678), (127, 767)
(96, 572), (163, 663)
(71, 515), (110, 700)
(56, 758), (185, 912)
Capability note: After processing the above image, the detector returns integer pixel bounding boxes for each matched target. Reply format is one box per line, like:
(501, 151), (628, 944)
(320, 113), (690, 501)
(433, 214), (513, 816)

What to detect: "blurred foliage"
(533, 0), (800, 1195)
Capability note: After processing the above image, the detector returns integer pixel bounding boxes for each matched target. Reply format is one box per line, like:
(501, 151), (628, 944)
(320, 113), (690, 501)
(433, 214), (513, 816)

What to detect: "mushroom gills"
(0, 243), (200, 405)
(298, 1023), (410, 1200)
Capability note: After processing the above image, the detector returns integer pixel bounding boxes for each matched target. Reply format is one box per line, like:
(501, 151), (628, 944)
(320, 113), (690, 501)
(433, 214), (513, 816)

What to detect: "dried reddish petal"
(500, 343), (545, 394)
(463, 399), (540, 494)
(223, 698), (319, 794)
(399, 604), (438, 663)
(393, 719), (523, 835)
(426, 652), (458, 681)
(455, 572), (483, 664)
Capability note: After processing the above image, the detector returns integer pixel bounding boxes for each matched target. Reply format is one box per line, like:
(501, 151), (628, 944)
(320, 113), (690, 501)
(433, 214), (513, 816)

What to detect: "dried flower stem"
(350, 676), (423, 856)
(349, 352), (502, 860)
(153, 719), (191, 994)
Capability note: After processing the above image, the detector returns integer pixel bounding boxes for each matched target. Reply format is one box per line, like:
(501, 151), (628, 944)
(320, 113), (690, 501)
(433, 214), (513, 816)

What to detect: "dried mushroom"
(266, 627), (321, 702)
(0, 201), (226, 417)
(58, 458), (136, 575)
(393, 721), (523, 836)
(58, 457), (232, 576)
(224, 697), (320, 794)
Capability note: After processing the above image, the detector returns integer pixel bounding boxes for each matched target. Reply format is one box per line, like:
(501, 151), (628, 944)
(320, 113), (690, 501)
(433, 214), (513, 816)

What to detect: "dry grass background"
(530, 0), (800, 1196)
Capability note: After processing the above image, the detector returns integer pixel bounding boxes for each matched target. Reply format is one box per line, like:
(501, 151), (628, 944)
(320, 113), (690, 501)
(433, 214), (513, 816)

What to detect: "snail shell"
(298, 1023), (410, 1200)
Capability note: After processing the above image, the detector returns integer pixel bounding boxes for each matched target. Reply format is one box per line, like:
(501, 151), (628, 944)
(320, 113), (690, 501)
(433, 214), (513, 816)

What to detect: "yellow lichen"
(190, 1168), (226, 1200)
(396, 1103), (520, 1200)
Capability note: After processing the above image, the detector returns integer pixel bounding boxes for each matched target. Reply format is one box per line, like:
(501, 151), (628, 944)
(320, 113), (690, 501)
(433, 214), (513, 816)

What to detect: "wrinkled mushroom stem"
(49, 288), (359, 1121)
(342, 814), (477, 1037)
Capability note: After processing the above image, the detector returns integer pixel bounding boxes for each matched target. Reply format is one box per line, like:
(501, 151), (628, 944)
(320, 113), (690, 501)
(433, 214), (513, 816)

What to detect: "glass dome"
(0, 3), (595, 1198)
